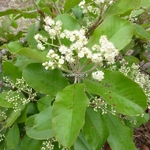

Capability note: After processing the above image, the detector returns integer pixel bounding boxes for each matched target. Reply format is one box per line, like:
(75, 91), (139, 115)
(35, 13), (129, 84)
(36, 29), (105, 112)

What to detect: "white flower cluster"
(43, 30), (118, 71)
(34, 16), (119, 82)
(44, 16), (62, 39)
(92, 35), (119, 64)
(34, 34), (47, 50)
(34, 16), (62, 50)
(79, 0), (99, 15)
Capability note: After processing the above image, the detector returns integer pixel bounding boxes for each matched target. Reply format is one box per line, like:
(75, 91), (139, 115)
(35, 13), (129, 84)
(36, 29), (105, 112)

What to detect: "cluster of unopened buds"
(41, 138), (68, 150)
(41, 139), (55, 150)
(34, 16), (119, 83)
(91, 97), (108, 114)
(3, 77), (36, 112)
(0, 134), (5, 142)
(118, 61), (150, 109)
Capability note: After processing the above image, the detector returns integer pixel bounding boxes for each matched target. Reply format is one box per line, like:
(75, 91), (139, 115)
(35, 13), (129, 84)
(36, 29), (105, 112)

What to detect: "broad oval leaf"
(23, 63), (69, 96)
(141, 0), (150, 9)
(104, 0), (141, 18)
(18, 48), (48, 63)
(74, 132), (92, 150)
(7, 41), (23, 54)
(83, 108), (109, 150)
(21, 135), (42, 150)
(52, 83), (89, 148)
(132, 23), (150, 40)
(64, 0), (81, 12)
(3, 61), (22, 81)
(5, 106), (25, 128)
(55, 14), (81, 31)
(26, 106), (53, 140)
(89, 15), (133, 50)
(103, 113), (136, 150)
(84, 69), (147, 116)
(6, 124), (20, 149)
(37, 96), (54, 112)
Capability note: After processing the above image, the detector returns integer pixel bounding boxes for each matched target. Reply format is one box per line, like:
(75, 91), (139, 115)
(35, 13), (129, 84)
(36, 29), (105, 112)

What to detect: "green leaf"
(83, 108), (108, 150)
(89, 15), (133, 50)
(103, 113), (136, 150)
(14, 55), (38, 69)
(104, 0), (141, 17)
(0, 9), (38, 18)
(18, 48), (48, 63)
(23, 63), (69, 95)
(84, 69), (147, 116)
(64, 0), (81, 12)
(7, 41), (23, 54)
(74, 132), (92, 150)
(55, 14), (81, 30)
(0, 92), (14, 108)
(132, 23), (150, 40)
(52, 83), (89, 148)
(3, 61), (22, 81)
(27, 24), (38, 49)
(37, 96), (54, 112)
(11, 20), (18, 29)
(26, 106), (53, 140)
(123, 56), (140, 65)
(21, 135), (42, 150)
(1, 18), (11, 32)
(72, 6), (83, 20)
(6, 124), (20, 149)
(5, 107), (24, 128)
(16, 105), (29, 123)
(141, 0), (150, 8)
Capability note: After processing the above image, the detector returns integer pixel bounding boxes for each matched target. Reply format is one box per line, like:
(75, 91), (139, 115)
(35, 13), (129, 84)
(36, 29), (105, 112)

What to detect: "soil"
(0, 1), (150, 150)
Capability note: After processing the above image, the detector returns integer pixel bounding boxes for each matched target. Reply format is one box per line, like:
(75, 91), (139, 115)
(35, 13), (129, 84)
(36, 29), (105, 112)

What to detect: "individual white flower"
(58, 58), (64, 65)
(69, 35), (76, 42)
(87, 6), (93, 12)
(59, 45), (69, 54)
(65, 54), (75, 63)
(54, 21), (62, 32)
(44, 25), (51, 32)
(94, 0), (105, 5)
(78, 51), (85, 58)
(34, 34), (47, 43)
(92, 70), (104, 81)
(74, 41), (84, 50)
(79, 0), (85, 8)
(91, 53), (103, 63)
(44, 16), (55, 26)
(92, 44), (100, 52)
(47, 49), (55, 58)
(55, 21), (62, 27)
(60, 32), (65, 38)
(37, 43), (45, 50)
(104, 53), (115, 64)
(79, 36), (88, 45)
(48, 29), (57, 39)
